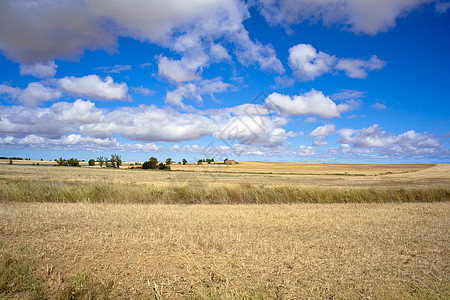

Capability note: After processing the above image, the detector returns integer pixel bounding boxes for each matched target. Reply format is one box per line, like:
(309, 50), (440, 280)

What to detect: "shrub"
(56, 158), (68, 166)
(68, 158), (80, 167)
(88, 159), (96, 166)
(158, 162), (170, 170)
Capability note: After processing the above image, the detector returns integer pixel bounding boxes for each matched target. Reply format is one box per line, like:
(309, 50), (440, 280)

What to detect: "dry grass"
(171, 161), (436, 175)
(0, 163), (449, 298)
(0, 202), (449, 299)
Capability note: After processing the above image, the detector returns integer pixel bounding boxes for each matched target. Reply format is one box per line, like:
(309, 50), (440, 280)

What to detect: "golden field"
(0, 161), (449, 299)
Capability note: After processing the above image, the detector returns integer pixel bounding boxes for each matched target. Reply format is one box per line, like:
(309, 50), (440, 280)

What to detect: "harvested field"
(0, 162), (449, 298)
(1, 202), (449, 299)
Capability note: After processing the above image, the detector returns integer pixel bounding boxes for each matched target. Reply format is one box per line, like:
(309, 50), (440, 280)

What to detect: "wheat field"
(0, 162), (449, 299)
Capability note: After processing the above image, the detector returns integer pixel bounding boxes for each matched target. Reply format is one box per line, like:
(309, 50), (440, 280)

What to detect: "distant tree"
(158, 162), (170, 170)
(40, 158), (43, 161)
(9, 158), (12, 165)
(68, 158), (80, 167)
(97, 156), (106, 168)
(182, 159), (188, 165)
(88, 159), (96, 166)
(165, 158), (172, 165)
(56, 157), (68, 166)
(111, 154), (122, 168)
(143, 157), (158, 169)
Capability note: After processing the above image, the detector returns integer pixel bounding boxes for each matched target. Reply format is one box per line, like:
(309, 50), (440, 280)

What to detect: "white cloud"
(131, 86), (154, 96)
(335, 55), (386, 78)
(214, 114), (294, 147)
(165, 78), (231, 109)
(288, 44), (385, 81)
(288, 44), (336, 81)
(166, 84), (202, 109)
(257, 0), (437, 35)
(0, 99), (101, 137)
(297, 145), (321, 156)
(0, 133), (161, 152)
(371, 102), (387, 110)
(79, 105), (218, 142)
(158, 56), (201, 83)
(58, 75), (129, 101)
(0, 82), (61, 107)
(0, 0), (282, 76)
(265, 89), (355, 118)
(310, 124), (336, 146)
(232, 30), (285, 73)
(310, 124), (336, 137)
(19, 61), (57, 78)
(337, 124), (443, 155)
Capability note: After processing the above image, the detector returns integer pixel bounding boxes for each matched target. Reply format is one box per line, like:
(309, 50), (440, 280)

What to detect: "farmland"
(0, 161), (449, 298)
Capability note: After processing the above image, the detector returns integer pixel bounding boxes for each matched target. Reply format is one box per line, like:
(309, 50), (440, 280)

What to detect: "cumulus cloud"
(265, 89), (355, 118)
(158, 56), (201, 83)
(0, 99), (101, 138)
(335, 55), (386, 78)
(288, 44), (336, 81)
(0, 82), (61, 107)
(288, 44), (385, 81)
(165, 78), (231, 108)
(310, 124), (336, 146)
(257, 0), (438, 35)
(19, 61), (57, 78)
(215, 114), (295, 147)
(166, 84), (203, 109)
(79, 105), (218, 142)
(0, 134), (161, 152)
(58, 75), (129, 101)
(337, 124), (443, 155)
(297, 145), (321, 156)
(0, 0), (282, 76)
(310, 124), (336, 137)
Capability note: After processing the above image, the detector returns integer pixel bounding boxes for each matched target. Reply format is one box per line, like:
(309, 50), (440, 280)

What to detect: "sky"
(0, 0), (449, 163)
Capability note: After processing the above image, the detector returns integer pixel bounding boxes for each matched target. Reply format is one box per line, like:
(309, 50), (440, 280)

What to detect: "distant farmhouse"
(224, 159), (237, 165)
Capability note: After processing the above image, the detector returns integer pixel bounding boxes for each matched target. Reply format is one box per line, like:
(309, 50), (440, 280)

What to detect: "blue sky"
(0, 0), (449, 163)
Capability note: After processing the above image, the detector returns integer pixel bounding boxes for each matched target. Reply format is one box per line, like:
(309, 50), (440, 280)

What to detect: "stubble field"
(0, 161), (449, 299)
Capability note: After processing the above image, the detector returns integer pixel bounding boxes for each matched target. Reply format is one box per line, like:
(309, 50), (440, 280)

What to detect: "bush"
(142, 157), (158, 169)
(55, 158), (68, 166)
(68, 158), (80, 167)
(88, 159), (95, 166)
(158, 163), (170, 170)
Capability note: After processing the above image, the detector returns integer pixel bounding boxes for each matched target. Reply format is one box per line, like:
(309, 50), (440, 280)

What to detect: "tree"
(88, 159), (96, 166)
(159, 162), (170, 170)
(110, 154), (122, 169)
(182, 159), (187, 165)
(165, 158), (172, 165)
(56, 157), (68, 166)
(143, 157), (158, 169)
(97, 156), (106, 168)
(68, 158), (80, 167)
(9, 158), (12, 165)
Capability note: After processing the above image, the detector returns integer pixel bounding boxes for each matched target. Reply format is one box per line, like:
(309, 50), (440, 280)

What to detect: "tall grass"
(1, 179), (448, 204)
